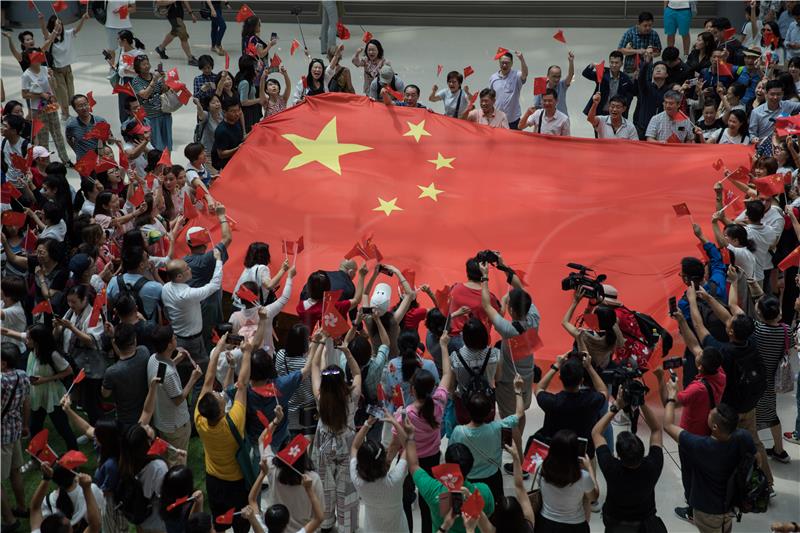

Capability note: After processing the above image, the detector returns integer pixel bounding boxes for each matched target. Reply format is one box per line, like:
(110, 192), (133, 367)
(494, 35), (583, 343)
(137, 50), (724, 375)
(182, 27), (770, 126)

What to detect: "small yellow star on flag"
(418, 182), (444, 201)
(403, 120), (431, 143)
(373, 197), (403, 216)
(427, 152), (455, 170)
(282, 117), (372, 175)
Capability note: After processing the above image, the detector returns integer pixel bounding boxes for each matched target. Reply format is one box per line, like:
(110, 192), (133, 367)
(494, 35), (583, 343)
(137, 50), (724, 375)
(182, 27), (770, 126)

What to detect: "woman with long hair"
(349, 413), (411, 532)
(686, 31), (715, 75)
(130, 55), (174, 151)
(290, 58), (337, 106)
(491, 444), (536, 532)
(351, 38), (388, 93)
(31, 463), (104, 532)
(450, 318), (502, 425)
(108, 29), (146, 121)
(61, 397), (128, 532)
(701, 108), (750, 144)
(275, 323), (317, 436)
(234, 54), (263, 132)
(537, 430), (599, 533)
(117, 424), (169, 532)
(383, 329), (440, 412)
(231, 241), (289, 309)
(311, 335), (362, 532)
(1, 323), (78, 449)
(159, 465), (204, 533)
(93, 190), (146, 241)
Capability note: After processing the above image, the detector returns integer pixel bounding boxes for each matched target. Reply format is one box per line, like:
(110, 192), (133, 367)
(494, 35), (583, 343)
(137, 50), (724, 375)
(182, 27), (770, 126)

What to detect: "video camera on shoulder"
(561, 263), (607, 300)
(476, 249), (500, 265)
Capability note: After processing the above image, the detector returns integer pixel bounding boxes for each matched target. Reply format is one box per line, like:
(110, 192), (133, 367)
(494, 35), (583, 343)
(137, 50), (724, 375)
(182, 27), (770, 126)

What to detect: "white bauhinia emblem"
(441, 474), (459, 489)
(288, 445), (301, 458)
(323, 313), (337, 327)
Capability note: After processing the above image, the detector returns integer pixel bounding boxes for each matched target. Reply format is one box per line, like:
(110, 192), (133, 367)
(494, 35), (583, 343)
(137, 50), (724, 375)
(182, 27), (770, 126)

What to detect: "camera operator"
(478, 261), (540, 476)
(677, 247), (729, 385)
(595, 285), (654, 370)
(591, 391), (665, 533)
(562, 288), (624, 370)
(446, 253), (501, 351)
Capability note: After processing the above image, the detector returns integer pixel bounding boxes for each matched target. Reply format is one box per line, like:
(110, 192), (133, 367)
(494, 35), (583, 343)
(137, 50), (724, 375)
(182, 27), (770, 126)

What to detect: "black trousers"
(206, 474), (249, 533)
(29, 406), (79, 450)
(403, 451), (440, 533)
(468, 469), (504, 513)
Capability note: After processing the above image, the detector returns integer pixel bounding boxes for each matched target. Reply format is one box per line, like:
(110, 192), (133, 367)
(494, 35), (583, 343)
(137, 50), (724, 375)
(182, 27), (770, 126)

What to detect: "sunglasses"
(322, 367), (343, 377)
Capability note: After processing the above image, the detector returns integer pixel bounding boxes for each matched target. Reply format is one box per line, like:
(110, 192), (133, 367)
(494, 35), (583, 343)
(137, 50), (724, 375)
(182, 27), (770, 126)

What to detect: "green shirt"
(412, 468), (495, 533)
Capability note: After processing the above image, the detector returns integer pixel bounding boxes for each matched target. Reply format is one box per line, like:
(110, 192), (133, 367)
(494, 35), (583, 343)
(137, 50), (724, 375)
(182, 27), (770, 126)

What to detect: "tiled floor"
(3, 15), (798, 532)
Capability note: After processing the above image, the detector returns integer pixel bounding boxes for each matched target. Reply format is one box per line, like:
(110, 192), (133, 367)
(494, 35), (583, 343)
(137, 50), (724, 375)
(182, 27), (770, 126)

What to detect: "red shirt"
(296, 298), (351, 329)
(447, 282), (500, 335)
(402, 306), (428, 331)
(676, 368), (726, 436)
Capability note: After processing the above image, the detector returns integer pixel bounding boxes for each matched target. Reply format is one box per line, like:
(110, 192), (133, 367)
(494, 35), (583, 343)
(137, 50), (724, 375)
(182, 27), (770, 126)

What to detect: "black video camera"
(602, 366), (649, 409)
(475, 250), (499, 265)
(561, 263), (607, 300)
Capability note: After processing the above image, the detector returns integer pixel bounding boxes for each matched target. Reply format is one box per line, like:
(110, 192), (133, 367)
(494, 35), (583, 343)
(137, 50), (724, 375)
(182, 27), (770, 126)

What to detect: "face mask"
(370, 282), (392, 314)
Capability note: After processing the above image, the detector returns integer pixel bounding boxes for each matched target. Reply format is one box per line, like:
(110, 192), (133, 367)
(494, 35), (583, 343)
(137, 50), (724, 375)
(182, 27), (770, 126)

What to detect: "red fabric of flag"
(666, 132), (681, 143)
(52, 0), (67, 12)
(779, 245), (800, 271)
(533, 77), (547, 96)
(431, 463), (463, 491)
(522, 439), (549, 473)
(552, 30), (566, 44)
(252, 383), (280, 397)
(32, 300), (53, 315)
(726, 166), (750, 183)
(27, 429), (49, 455)
(9, 153), (29, 172)
(507, 328), (543, 360)
(236, 4), (254, 22)
(1, 210), (26, 228)
(84, 122), (111, 141)
(256, 410), (270, 428)
(385, 86), (403, 101)
(236, 284), (259, 304)
(362, 31), (373, 43)
(1, 182), (21, 202)
(225, 52), (230, 69)
(112, 83), (135, 97)
(493, 47), (510, 60)
(376, 383), (386, 403)
(463, 65), (474, 78)
(277, 434), (309, 466)
(754, 174), (785, 197)
(290, 40), (300, 56)
(595, 60), (605, 85)
(31, 118), (45, 138)
(183, 193), (199, 219)
(73, 368), (87, 385)
(57, 450), (88, 470)
(24, 228), (38, 252)
(147, 438), (170, 456)
(167, 496), (189, 512)
(86, 91), (96, 110)
(321, 290), (349, 337)
(776, 115), (800, 137)
(270, 54), (282, 67)
(74, 150), (97, 177)
(336, 21), (350, 39)
(717, 61), (733, 78)
(722, 27), (737, 40)
(89, 289), (106, 327)
(437, 64), (443, 76)
(129, 184), (145, 207)
(116, 5), (128, 19)
(391, 383), (404, 408)
(672, 203), (691, 217)
(158, 148), (172, 168)
(180, 93), (753, 360)
(462, 489), (485, 520)
(712, 158), (724, 171)
(29, 50), (46, 65)
(216, 508), (235, 526)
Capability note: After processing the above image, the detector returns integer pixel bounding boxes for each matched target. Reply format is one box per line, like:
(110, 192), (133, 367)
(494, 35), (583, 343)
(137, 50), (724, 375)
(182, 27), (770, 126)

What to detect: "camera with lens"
(561, 263), (607, 300)
(475, 250), (499, 265)
(602, 366), (649, 432)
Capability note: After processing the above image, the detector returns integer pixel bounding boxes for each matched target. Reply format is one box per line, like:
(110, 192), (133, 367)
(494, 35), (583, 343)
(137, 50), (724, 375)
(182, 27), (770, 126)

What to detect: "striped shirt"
(754, 321), (787, 428)
(274, 349), (314, 431)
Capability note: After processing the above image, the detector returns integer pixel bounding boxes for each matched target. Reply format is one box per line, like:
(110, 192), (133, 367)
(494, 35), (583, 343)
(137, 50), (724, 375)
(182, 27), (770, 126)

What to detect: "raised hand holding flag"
(57, 450), (89, 471)
(64, 368), (86, 397)
(236, 4), (254, 22)
(276, 434), (310, 468)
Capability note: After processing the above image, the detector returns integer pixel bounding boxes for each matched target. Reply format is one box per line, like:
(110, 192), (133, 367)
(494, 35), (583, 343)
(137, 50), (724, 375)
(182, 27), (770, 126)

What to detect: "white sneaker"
(20, 460), (35, 474)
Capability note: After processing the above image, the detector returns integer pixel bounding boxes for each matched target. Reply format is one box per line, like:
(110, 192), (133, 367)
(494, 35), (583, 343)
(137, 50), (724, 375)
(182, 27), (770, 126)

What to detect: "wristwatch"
(550, 364), (559, 372)
(610, 404), (620, 414)
(666, 398), (677, 404)
(480, 277), (489, 282)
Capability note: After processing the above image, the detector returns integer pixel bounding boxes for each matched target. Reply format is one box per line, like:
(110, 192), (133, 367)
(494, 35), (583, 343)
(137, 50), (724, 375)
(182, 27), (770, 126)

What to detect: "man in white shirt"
(147, 324), (201, 465)
(162, 246), (223, 415)
(587, 93), (639, 140)
(488, 50), (528, 129)
(519, 89), (570, 136)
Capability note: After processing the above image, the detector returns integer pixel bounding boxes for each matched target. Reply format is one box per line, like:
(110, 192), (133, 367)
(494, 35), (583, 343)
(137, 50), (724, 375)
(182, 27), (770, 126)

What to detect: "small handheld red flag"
(88, 289), (106, 327)
(290, 39), (300, 56)
(431, 463), (464, 491)
(712, 158), (724, 171)
(147, 437), (170, 456)
(157, 148), (172, 168)
(666, 132), (681, 143)
(27, 429), (49, 455)
(493, 47), (510, 60)
(722, 27), (737, 41)
(236, 4), (254, 22)
(32, 300), (53, 315)
(321, 296), (349, 337)
(467, 91), (479, 109)
(133, 106), (147, 124)
(129, 184), (145, 207)
(31, 118), (45, 139)
(522, 439), (550, 474)
(52, 0), (68, 12)
(462, 489), (485, 520)
(118, 145), (129, 170)
(553, 29), (566, 44)
(166, 496), (190, 512)
(336, 21), (350, 40)
(435, 285), (451, 314)
(385, 86), (403, 101)
(301, 76), (308, 89)
(253, 383), (280, 398)
(754, 174), (785, 197)
(437, 64), (443, 77)
(270, 54), (282, 68)
(84, 121), (111, 142)
(376, 383), (386, 403)
(1, 211), (26, 228)
(463, 65), (475, 78)
(277, 434), (310, 466)
(236, 284), (259, 304)
(121, 54), (135, 67)
(507, 328), (543, 360)
(28, 50), (46, 65)
(57, 450), (88, 470)
(256, 410), (270, 429)
(86, 91), (96, 111)
(182, 193), (199, 220)
(595, 60), (605, 85)
(9, 153), (30, 172)
(74, 150), (98, 177)
(224, 52), (230, 69)
(401, 268), (415, 289)
(73, 368), (87, 385)
(216, 508), (236, 526)
(725, 166), (750, 183)
(112, 83), (135, 97)
(24, 228), (38, 252)
(392, 383), (405, 409)
(533, 77), (547, 96)
(672, 203), (691, 217)
(779, 245), (800, 271)
(1, 182), (22, 202)
(717, 61), (733, 78)
(362, 31), (373, 43)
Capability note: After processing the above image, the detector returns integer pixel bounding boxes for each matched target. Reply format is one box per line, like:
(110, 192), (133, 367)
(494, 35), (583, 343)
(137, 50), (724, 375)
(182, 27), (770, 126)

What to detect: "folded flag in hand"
(57, 450), (88, 470)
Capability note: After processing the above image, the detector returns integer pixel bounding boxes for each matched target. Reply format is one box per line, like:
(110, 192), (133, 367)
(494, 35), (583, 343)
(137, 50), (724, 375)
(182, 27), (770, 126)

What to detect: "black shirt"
(536, 388), (605, 456)
(299, 269), (356, 301)
(211, 119), (243, 169)
(679, 429), (755, 514)
(702, 334), (759, 413)
(597, 444), (663, 521)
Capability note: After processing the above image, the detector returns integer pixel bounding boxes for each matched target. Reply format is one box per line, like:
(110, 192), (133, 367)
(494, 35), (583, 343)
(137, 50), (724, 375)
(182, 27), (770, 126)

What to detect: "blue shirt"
(678, 242), (728, 322)
(732, 66), (761, 105)
(618, 26), (662, 72)
(227, 370), (303, 450)
(65, 114), (108, 161)
(106, 273), (163, 321)
(383, 356), (439, 411)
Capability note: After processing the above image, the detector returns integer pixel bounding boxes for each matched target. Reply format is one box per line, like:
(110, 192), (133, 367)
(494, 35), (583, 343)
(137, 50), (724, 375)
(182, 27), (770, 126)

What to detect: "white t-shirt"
(436, 88), (466, 118)
(105, 0), (133, 29)
(21, 67), (52, 109)
(39, 220), (67, 241)
(668, 1), (691, 8)
(1, 301), (27, 352)
(232, 264), (271, 309)
(2, 136), (27, 185)
(727, 244), (759, 281)
(138, 459), (168, 531)
(741, 20), (763, 49)
(41, 484), (106, 525)
(350, 457), (408, 533)
(124, 140), (153, 178)
(51, 29), (76, 68)
(266, 469), (325, 533)
(710, 127), (750, 144)
(746, 224), (778, 273)
(540, 470), (595, 525)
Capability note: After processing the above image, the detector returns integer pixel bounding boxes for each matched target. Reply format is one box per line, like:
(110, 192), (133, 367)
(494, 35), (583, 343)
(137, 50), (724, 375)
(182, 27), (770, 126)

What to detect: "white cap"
(186, 226), (211, 245)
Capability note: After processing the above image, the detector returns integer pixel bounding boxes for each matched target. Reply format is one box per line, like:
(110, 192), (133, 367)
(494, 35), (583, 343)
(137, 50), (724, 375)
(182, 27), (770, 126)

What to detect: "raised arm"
(310, 334), (324, 399)
(686, 285), (711, 343)
(60, 394), (94, 438)
(640, 401), (663, 448)
(583, 353), (608, 398)
(662, 378), (683, 442)
(249, 457), (269, 508)
(301, 474), (324, 533)
(591, 393), (620, 449)
(517, 51), (528, 83)
(674, 309), (702, 358)
(565, 51), (575, 87)
(342, 344), (362, 398)
(138, 375), (160, 426)
(2, 32), (23, 63)
(504, 444), (535, 525)
(372, 308), (390, 347)
(697, 285), (731, 323)
(587, 92), (601, 128)
(202, 332), (228, 395)
(348, 262), (369, 309)
(726, 265), (746, 317)
(235, 341), (254, 405)
(561, 289), (584, 337)
(439, 332), (455, 392)
(79, 473), (102, 533)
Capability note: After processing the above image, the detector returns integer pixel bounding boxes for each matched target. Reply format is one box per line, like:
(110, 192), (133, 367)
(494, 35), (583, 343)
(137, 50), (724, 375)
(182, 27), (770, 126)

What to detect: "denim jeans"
(149, 113), (173, 152)
(210, 5), (226, 47)
(319, 0), (338, 54)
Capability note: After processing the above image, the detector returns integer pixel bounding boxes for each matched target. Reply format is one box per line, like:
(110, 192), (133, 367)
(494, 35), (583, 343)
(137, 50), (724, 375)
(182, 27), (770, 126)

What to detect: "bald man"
(162, 247), (223, 418)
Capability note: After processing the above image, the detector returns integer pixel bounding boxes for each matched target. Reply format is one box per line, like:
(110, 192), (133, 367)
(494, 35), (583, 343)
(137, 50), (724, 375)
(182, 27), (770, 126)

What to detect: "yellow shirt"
(194, 399), (245, 481)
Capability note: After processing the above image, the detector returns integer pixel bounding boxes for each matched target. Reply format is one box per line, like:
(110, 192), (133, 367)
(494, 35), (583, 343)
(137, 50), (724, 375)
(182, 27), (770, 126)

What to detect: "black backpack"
(112, 274), (154, 320)
(632, 310), (674, 356)
(731, 349), (767, 413)
(456, 347), (495, 404)
(115, 462), (162, 525)
(725, 446), (769, 520)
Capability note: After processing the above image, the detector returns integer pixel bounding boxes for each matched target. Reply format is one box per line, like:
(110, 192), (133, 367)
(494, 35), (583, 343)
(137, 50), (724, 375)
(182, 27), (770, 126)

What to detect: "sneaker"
(784, 431), (800, 445)
(19, 460), (34, 474)
(188, 56), (199, 66)
(155, 46), (169, 59)
(769, 486), (777, 499)
(674, 506), (694, 524)
(502, 462), (530, 480)
(590, 500), (601, 513)
(766, 446), (791, 463)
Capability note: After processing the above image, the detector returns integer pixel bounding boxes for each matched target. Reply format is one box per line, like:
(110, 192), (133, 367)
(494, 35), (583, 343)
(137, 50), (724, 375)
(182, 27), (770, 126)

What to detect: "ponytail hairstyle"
(724, 224), (756, 252)
(52, 465), (77, 520)
(117, 29), (145, 50)
(398, 329), (421, 382)
(411, 369), (438, 429)
(119, 424), (154, 479)
(594, 305), (618, 348)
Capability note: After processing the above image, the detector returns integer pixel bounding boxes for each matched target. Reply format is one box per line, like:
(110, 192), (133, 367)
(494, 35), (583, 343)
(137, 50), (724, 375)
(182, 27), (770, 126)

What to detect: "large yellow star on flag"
(403, 120), (431, 143)
(282, 117), (372, 175)
(427, 152), (455, 170)
(418, 182), (444, 201)
(373, 197), (403, 216)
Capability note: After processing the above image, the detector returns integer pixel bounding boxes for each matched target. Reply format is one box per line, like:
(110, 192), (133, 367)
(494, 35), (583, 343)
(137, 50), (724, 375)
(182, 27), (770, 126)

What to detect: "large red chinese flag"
(189, 94), (752, 362)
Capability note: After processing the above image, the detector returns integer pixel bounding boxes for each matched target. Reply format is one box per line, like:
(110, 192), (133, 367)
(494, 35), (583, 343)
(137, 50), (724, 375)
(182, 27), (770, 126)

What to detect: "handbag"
(226, 414), (259, 488)
(160, 89), (183, 114)
(775, 324), (794, 394)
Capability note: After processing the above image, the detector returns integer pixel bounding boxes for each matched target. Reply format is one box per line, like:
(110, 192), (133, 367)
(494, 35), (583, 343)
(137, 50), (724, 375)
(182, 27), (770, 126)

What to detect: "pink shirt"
(467, 108), (509, 128)
(394, 385), (448, 457)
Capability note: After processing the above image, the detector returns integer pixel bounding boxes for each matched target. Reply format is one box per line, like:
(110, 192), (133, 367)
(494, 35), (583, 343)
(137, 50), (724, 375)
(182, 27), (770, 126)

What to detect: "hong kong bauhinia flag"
(183, 93), (752, 360)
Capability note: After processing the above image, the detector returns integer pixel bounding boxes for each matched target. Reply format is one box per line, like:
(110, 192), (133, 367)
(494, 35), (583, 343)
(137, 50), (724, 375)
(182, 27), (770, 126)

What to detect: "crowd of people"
(1, 1), (800, 533)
